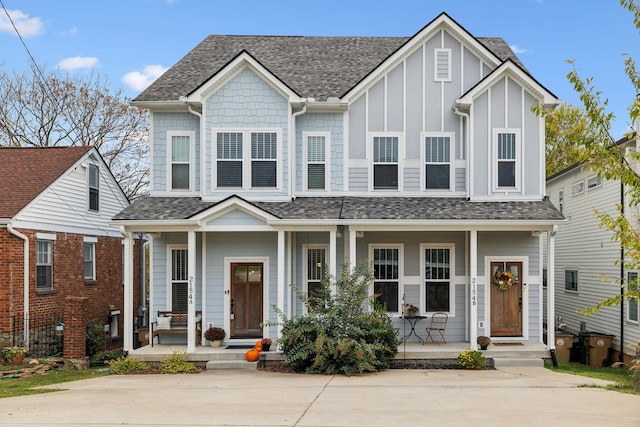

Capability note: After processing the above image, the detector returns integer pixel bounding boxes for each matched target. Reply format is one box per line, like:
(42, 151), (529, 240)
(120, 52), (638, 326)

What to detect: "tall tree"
(0, 63), (149, 199)
(540, 102), (596, 177)
(541, 0), (640, 313)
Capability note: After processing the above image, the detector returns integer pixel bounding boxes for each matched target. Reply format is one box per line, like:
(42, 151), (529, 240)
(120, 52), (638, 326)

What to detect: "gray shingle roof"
(134, 34), (524, 103)
(113, 196), (564, 223)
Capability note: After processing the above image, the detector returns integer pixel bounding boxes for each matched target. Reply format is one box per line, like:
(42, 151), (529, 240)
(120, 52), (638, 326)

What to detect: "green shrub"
(273, 262), (398, 376)
(106, 357), (149, 374)
(86, 318), (105, 357)
(457, 349), (487, 370)
(159, 349), (198, 374)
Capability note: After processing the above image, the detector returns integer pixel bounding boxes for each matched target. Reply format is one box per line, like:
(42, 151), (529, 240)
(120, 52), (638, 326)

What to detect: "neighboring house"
(114, 12), (563, 353)
(545, 134), (640, 362)
(0, 146), (133, 355)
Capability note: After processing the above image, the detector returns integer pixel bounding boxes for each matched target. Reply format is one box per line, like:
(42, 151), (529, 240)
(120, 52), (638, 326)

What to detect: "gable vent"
(434, 48), (451, 82)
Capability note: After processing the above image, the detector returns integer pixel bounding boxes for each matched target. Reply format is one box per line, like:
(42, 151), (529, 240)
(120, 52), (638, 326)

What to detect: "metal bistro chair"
(424, 312), (448, 344)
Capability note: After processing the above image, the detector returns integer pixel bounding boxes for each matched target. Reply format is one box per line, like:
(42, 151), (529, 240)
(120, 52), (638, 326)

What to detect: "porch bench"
(150, 310), (202, 347)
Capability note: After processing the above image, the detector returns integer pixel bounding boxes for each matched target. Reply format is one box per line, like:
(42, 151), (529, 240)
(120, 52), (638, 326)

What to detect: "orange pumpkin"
(254, 340), (263, 352)
(245, 349), (260, 362)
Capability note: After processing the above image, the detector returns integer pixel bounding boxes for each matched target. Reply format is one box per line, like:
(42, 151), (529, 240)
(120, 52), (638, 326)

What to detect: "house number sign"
(188, 276), (194, 306)
(471, 277), (477, 306)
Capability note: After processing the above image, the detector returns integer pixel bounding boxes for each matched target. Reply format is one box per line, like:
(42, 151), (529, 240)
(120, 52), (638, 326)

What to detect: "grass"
(547, 361), (639, 395)
(0, 363), (111, 399)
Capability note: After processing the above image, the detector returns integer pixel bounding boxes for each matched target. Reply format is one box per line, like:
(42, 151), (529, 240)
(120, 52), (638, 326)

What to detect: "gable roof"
(0, 146), (92, 218)
(133, 13), (526, 103)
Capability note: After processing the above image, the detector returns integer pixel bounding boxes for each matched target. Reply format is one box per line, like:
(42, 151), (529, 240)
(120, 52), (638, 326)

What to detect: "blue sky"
(1, 0), (638, 136)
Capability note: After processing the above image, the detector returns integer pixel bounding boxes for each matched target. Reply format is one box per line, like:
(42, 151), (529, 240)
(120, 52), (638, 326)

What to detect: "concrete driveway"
(0, 367), (638, 426)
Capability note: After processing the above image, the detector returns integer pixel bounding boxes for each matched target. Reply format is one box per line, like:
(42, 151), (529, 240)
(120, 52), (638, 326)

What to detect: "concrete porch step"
(206, 360), (257, 370)
(491, 357), (544, 368)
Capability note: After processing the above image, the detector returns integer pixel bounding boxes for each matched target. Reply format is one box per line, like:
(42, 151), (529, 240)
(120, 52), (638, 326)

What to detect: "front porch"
(128, 341), (552, 367)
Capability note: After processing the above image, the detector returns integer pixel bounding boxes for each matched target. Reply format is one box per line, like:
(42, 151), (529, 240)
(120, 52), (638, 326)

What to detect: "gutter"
(290, 99), (309, 199)
(181, 97), (204, 198)
(453, 102), (471, 200)
(7, 222), (29, 348)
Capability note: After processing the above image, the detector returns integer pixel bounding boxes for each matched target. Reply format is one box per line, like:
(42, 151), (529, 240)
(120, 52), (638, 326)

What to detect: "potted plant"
(477, 336), (491, 350)
(261, 338), (273, 351)
(204, 327), (225, 347)
(2, 346), (28, 365)
(406, 304), (419, 317)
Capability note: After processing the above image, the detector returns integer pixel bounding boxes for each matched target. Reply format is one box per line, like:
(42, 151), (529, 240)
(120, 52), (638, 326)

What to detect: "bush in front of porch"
(271, 262), (398, 376)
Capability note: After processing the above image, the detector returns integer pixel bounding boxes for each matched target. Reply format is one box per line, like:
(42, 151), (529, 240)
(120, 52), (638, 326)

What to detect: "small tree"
(273, 262), (398, 375)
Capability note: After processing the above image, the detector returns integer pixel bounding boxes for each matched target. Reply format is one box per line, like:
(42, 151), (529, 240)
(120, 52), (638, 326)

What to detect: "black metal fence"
(5, 314), (64, 358)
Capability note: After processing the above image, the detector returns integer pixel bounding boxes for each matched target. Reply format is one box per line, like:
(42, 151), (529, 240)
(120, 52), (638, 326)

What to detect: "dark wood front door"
(490, 261), (523, 337)
(230, 263), (263, 338)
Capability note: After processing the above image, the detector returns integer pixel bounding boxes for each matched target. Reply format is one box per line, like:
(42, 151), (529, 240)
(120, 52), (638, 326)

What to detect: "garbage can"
(583, 332), (615, 367)
(554, 331), (575, 363)
(138, 328), (149, 347)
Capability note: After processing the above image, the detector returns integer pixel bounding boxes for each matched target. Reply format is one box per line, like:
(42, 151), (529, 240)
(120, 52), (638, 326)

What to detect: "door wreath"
(494, 270), (514, 291)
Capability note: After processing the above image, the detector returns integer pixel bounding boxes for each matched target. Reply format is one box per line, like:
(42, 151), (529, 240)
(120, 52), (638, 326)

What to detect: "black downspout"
(620, 177), (625, 363)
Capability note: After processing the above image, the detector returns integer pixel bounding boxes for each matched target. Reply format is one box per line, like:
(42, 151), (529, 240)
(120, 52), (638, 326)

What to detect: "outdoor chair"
(424, 312), (448, 344)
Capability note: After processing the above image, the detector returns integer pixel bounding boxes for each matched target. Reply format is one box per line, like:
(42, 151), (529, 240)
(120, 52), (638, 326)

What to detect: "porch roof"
(113, 195), (564, 223)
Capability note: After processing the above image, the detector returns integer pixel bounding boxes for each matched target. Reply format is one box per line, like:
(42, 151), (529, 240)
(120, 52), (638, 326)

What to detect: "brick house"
(0, 146), (137, 354)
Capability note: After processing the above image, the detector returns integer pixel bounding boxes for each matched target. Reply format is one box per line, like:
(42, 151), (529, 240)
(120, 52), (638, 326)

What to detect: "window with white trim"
(169, 133), (192, 190)
(495, 130), (518, 188)
(558, 189), (564, 214)
(305, 245), (327, 310)
(170, 248), (188, 311)
(84, 242), (96, 281)
(372, 136), (399, 190)
(214, 130), (279, 189)
(565, 269), (578, 292)
(371, 245), (401, 312)
(88, 163), (99, 211)
(422, 244), (454, 313)
(627, 271), (639, 322)
(587, 176), (602, 190)
(571, 181), (584, 196)
(424, 135), (451, 190)
(434, 48), (451, 82)
(36, 240), (53, 290)
(305, 133), (329, 190)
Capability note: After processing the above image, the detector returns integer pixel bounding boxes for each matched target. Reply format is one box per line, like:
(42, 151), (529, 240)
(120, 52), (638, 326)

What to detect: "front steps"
(205, 351), (257, 370)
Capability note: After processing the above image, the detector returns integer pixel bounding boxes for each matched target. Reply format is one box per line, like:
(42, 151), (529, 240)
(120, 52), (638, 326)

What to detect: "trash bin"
(138, 328), (149, 346)
(554, 331), (575, 363)
(582, 332), (615, 367)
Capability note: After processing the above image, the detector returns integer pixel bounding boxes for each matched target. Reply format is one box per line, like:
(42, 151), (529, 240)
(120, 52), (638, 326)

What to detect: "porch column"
(329, 229), (337, 293)
(122, 230), (134, 352)
(187, 230), (197, 353)
(277, 230), (285, 338)
(470, 229), (478, 350)
(349, 227), (357, 272)
(547, 226), (557, 351)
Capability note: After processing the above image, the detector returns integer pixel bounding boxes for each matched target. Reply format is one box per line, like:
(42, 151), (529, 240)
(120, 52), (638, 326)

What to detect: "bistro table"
(400, 315), (427, 344)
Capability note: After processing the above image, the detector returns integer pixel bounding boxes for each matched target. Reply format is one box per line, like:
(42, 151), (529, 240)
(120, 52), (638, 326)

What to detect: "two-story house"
(114, 12), (563, 354)
(0, 146), (133, 356)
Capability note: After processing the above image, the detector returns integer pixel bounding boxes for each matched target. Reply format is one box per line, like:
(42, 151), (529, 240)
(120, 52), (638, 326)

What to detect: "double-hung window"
(169, 132), (193, 191)
(214, 130), (279, 189)
(88, 164), (99, 211)
(424, 135), (452, 190)
(495, 130), (519, 189)
(627, 272), (639, 322)
(84, 238), (96, 281)
(304, 133), (329, 190)
(305, 245), (327, 310)
(170, 247), (188, 311)
(422, 244), (454, 313)
(36, 239), (53, 290)
(371, 245), (401, 312)
(373, 136), (399, 190)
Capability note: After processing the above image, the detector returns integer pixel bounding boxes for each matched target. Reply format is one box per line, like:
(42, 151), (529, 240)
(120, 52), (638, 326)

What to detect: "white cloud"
(510, 45), (529, 55)
(122, 65), (168, 91)
(0, 9), (44, 37)
(57, 56), (99, 71)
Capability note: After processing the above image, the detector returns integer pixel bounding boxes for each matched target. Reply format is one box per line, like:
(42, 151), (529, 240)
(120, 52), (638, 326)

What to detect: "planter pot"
(209, 340), (222, 347)
(11, 355), (24, 365)
(262, 343), (271, 351)
(408, 312), (416, 318)
(480, 345), (488, 350)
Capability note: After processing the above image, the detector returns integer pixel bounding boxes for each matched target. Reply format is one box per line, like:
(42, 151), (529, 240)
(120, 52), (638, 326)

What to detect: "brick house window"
(36, 240), (53, 290)
(84, 240), (96, 281)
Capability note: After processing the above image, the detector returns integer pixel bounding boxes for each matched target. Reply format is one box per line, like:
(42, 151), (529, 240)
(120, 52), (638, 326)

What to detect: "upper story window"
(494, 130), (520, 190)
(558, 189), (564, 214)
(587, 176), (602, 190)
(371, 245), (402, 313)
(88, 164), (99, 211)
(372, 135), (399, 190)
(424, 134), (452, 190)
(36, 238), (54, 290)
(422, 244), (454, 314)
(434, 48), (451, 82)
(84, 238), (96, 282)
(168, 132), (193, 191)
(214, 129), (280, 189)
(571, 181), (584, 196)
(304, 133), (330, 191)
